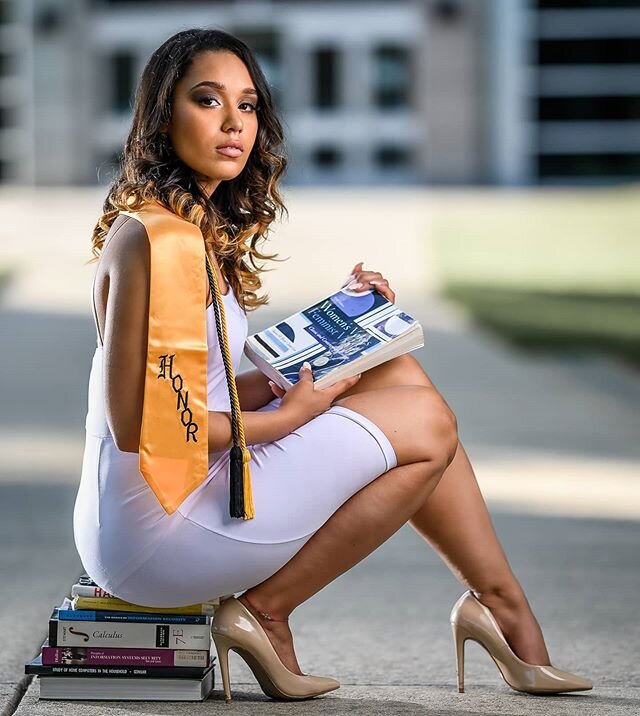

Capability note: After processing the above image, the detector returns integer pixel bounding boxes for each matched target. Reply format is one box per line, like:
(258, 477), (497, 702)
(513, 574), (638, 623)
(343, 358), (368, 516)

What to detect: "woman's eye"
(197, 96), (257, 112)
(197, 95), (219, 107)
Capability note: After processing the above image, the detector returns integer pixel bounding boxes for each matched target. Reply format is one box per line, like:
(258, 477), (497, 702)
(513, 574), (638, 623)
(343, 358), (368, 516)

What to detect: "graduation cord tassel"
(205, 252), (255, 519)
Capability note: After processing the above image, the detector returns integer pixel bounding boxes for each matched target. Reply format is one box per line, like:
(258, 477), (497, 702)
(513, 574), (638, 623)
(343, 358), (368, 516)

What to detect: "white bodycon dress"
(73, 275), (398, 608)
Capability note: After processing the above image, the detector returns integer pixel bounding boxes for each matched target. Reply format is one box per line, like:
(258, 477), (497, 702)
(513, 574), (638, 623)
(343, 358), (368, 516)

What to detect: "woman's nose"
(222, 109), (243, 132)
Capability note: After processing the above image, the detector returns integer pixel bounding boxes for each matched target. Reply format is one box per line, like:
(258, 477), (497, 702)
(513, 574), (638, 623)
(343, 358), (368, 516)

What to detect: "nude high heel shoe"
(211, 596), (340, 702)
(450, 590), (593, 695)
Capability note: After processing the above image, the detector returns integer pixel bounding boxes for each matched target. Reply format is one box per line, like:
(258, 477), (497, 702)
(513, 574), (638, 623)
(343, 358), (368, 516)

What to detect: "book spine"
(56, 608), (209, 625)
(72, 596), (217, 615)
(71, 585), (115, 599)
(41, 645), (209, 668)
(28, 663), (211, 678)
(49, 619), (211, 649)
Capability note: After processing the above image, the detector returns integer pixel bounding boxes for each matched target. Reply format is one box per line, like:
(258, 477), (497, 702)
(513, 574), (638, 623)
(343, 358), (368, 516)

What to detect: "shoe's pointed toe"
(543, 667), (593, 692)
(302, 674), (341, 694)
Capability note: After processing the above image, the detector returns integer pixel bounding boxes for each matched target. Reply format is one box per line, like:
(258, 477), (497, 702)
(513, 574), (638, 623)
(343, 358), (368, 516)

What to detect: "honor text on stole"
(157, 353), (199, 442)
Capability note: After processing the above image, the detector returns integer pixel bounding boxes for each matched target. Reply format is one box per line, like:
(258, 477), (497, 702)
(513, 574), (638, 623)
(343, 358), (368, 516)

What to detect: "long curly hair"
(88, 27), (289, 312)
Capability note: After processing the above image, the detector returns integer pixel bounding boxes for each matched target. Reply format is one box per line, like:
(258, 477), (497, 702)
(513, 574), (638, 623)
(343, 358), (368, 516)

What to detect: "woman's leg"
(408, 442), (550, 665)
(340, 354), (551, 665)
(241, 383), (458, 675)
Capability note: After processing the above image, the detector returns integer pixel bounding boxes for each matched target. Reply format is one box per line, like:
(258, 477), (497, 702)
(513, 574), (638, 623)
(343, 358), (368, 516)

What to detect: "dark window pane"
(312, 147), (342, 168)
(538, 1), (640, 8)
(374, 146), (410, 168)
(0, 52), (16, 77)
(538, 38), (640, 65)
(0, 105), (17, 129)
(0, 2), (10, 25)
(373, 46), (411, 108)
(538, 152), (640, 177)
(313, 47), (339, 109)
(537, 96), (640, 121)
(110, 51), (135, 112)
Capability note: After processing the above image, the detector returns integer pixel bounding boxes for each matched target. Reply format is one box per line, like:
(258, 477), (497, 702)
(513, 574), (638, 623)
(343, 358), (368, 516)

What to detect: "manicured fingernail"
(342, 273), (356, 287)
(347, 281), (363, 290)
(302, 361), (311, 370)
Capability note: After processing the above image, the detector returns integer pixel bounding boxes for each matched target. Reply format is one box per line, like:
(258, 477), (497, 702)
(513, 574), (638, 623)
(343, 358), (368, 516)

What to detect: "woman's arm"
(103, 217), (293, 454)
(102, 217), (150, 453)
(235, 368), (275, 411)
(208, 407), (296, 452)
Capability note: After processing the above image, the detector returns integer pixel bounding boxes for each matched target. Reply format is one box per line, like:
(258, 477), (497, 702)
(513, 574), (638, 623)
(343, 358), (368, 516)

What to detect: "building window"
(537, 96), (640, 122)
(373, 46), (411, 109)
(109, 51), (136, 113)
(374, 145), (411, 169)
(0, 105), (16, 129)
(0, 1), (11, 25)
(538, 153), (640, 178)
(313, 47), (339, 109)
(0, 51), (15, 78)
(537, 1), (640, 8)
(538, 38), (640, 65)
(312, 146), (342, 169)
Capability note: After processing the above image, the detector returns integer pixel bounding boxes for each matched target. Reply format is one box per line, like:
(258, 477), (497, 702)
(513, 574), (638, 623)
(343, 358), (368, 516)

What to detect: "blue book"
(54, 607), (209, 625)
(53, 597), (210, 625)
(245, 284), (423, 390)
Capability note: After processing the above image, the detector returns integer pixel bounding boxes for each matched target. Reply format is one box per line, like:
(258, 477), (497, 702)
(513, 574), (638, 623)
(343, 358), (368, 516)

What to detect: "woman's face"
(162, 50), (259, 196)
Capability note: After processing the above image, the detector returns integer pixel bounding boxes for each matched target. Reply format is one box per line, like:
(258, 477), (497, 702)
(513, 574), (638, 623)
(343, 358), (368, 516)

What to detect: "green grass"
(0, 265), (13, 300)
(431, 187), (640, 365)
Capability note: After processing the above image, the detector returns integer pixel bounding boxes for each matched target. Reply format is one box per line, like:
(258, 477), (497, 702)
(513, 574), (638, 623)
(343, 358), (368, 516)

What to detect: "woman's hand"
(271, 363), (361, 426)
(341, 261), (396, 304)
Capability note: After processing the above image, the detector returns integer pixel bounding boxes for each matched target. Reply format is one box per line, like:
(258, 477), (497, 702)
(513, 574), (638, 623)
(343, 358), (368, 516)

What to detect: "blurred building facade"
(1, 0), (639, 187)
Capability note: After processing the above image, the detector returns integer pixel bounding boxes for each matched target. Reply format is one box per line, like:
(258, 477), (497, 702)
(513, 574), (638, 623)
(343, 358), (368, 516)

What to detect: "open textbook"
(244, 284), (424, 391)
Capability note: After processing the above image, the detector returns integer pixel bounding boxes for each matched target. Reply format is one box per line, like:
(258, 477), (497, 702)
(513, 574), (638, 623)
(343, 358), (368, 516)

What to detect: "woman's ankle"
(473, 583), (528, 612)
(241, 590), (292, 623)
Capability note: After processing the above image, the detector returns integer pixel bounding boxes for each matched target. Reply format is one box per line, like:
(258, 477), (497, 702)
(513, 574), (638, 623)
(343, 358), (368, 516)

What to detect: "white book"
(38, 667), (214, 701)
(50, 618), (211, 650)
(245, 285), (424, 390)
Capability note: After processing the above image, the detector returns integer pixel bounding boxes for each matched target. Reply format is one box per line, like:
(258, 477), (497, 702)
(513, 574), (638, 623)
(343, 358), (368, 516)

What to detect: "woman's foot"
(237, 593), (304, 676)
(474, 588), (551, 666)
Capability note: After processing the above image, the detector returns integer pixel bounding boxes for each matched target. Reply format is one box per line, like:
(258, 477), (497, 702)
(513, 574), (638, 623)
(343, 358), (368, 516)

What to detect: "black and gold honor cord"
(205, 253), (255, 519)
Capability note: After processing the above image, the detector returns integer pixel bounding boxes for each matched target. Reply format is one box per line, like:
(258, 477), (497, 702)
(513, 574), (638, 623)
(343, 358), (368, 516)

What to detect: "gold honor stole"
(118, 200), (254, 519)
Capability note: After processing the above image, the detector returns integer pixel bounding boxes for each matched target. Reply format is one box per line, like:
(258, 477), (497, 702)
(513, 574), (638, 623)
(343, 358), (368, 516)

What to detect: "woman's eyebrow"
(190, 80), (258, 96)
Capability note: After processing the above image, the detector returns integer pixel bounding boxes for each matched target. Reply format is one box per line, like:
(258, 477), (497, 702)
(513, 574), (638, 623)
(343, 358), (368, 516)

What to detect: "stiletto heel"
(211, 596), (340, 701)
(451, 621), (467, 693)
(450, 591), (593, 695)
(211, 633), (233, 703)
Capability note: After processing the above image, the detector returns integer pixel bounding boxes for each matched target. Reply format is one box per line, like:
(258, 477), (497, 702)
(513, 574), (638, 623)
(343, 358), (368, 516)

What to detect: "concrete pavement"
(1, 187), (639, 714)
(7, 509), (640, 714)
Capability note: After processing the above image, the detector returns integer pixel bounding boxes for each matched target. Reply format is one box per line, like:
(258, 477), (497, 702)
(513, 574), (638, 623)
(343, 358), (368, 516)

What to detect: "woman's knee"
(384, 354), (433, 388)
(416, 387), (459, 470)
(333, 384), (457, 468)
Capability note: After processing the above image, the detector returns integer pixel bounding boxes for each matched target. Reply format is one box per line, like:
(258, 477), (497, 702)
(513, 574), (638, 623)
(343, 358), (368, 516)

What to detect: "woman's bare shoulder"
(102, 213), (150, 275)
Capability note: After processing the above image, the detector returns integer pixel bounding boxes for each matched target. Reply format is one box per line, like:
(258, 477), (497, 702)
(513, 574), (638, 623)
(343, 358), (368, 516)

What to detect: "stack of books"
(24, 574), (219, 701)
